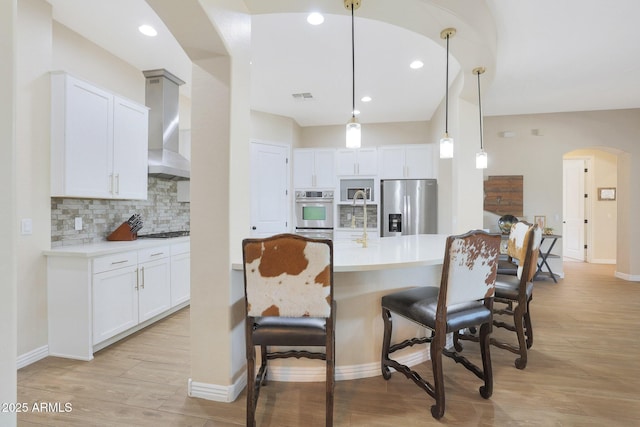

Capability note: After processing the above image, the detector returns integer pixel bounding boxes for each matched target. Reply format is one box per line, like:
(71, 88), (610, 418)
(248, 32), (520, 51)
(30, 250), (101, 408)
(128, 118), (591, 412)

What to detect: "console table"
(534, 234), (561, 283)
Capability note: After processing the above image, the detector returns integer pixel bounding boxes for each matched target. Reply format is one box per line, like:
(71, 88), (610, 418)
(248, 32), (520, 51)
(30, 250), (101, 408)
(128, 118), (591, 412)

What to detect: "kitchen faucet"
(351, 190), (368, 248)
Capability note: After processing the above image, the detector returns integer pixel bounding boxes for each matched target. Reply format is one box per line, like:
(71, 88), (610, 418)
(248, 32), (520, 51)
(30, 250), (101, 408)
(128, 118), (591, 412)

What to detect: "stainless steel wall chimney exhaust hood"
(143, 69), (190, 180)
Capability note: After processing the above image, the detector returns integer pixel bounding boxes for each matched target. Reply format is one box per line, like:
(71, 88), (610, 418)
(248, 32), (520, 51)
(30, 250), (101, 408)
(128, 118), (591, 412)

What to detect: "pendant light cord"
(477, 70), (483, 150)
(444, 33), (449, 135)
(351, 4), (356, 119)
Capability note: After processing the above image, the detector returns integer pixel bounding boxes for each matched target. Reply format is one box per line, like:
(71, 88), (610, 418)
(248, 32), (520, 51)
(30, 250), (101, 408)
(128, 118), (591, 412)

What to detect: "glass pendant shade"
(476, 150), (488, 169)
(346, 117), (361, 148)
(439, 135), (454, 159)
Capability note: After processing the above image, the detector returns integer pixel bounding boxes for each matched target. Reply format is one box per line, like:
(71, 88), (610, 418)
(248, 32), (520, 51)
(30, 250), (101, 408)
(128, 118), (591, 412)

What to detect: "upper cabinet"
(293, 148), (335, 189)
(51, 72), (148, 200)
(378, 144), (435, 179)
(336, 148), (378, 176)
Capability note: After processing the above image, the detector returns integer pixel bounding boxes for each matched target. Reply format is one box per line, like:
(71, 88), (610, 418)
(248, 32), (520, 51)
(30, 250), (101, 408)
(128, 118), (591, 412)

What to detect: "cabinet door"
(92, 266), (138, 345)
(293, 149), (314, 188)
(171, 253), (191, 306)
(56, 75), (114, 198)
(404, 145), (434, 179)
(113, 97), (148, 200)
(313, 149), (336, 188)
(356, 148), (378, 175)
(336, 149), (357, 175)
(378, 146), (405, 179)
(138, 258), (171, 322)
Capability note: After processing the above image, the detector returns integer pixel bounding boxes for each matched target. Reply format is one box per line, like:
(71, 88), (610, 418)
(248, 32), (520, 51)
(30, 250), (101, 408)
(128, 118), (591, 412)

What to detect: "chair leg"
(524, 295), (534, 349)
(246, 346), (256, 427)
(326, 318), (335, 427)
(381, 308), (393, 380)
(478, 322), (493, 399)
(429, 335), (445, 419)
(513, 305), (528, 369)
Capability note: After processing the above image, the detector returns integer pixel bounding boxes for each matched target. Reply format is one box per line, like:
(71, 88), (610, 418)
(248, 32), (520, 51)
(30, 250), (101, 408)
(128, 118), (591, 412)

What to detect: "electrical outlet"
(74, 217), (83, 231)
(21, 218), (33, 235)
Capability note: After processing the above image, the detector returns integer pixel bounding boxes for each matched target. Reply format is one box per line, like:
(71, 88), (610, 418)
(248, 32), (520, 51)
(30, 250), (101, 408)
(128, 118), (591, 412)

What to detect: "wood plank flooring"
(18, 262), (640, 426)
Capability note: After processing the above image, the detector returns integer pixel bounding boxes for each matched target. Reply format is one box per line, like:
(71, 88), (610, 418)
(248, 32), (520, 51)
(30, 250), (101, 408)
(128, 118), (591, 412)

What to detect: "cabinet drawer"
(93, 251), (137, 274)
(138, 245), (170, 263)
(171, 242), (190, 256)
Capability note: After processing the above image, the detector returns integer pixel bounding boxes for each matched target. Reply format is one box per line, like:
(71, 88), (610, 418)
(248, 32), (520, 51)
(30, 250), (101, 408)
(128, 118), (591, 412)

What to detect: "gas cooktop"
(137, 231), (190, 239)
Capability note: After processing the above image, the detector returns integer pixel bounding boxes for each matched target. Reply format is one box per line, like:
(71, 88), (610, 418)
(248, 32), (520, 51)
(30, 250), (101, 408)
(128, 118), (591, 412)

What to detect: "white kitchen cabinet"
(47, 239), (189, 361)
(51, 72), (148, 200)
(378, 144), (434, 179)
(170, 242), (191, 306)
(137, 246), (171, 322)
(336, 148), (377, 176)
(293, 148), (335, 188)
(92, 252), (139, 345)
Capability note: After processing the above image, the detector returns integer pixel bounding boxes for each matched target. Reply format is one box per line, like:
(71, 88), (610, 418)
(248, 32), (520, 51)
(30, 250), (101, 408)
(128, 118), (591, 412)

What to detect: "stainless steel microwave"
(347, 187), (371, 201)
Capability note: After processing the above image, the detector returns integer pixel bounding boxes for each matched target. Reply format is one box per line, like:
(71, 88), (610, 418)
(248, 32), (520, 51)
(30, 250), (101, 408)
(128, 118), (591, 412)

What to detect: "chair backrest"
(440, 230), (501, 307)
(506, 222), (543, 281)
(242, 233), (333, 318)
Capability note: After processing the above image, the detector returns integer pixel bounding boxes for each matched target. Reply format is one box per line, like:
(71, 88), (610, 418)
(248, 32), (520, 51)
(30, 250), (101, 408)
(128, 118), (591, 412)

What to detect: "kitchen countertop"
(232, 234), (448, 272)
(43, 236), (190, 258)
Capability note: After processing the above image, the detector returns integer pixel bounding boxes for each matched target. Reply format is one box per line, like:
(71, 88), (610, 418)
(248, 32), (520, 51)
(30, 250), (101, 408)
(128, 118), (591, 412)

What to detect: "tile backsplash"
(51, 177), (190, 247)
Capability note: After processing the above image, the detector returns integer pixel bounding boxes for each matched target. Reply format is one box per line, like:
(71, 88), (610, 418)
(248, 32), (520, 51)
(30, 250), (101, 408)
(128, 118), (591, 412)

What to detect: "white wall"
(0, 0), (18, 423)
(251, 110), (301, 147)
(301, 120), (430, 149)
(484, 109), (640, 278)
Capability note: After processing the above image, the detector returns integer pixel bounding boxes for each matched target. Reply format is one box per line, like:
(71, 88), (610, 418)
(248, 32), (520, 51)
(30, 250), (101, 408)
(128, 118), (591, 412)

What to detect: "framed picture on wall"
(598, 187), (616, 201)
(534, 215), (546, 230)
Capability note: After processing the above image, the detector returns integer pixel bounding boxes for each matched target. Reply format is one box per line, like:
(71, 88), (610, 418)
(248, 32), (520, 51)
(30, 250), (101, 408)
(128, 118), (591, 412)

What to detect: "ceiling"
(50, 0), (640, 127)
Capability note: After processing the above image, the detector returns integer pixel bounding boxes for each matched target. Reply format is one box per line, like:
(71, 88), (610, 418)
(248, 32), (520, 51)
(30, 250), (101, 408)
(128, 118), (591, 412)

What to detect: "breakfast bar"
(233, 234), (449, 381)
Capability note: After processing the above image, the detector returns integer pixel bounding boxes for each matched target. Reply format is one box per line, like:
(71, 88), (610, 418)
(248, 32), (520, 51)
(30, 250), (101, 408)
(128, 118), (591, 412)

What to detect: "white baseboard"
(17, 345), (49, 369)
(591, 259), (616, 265)
(615, 271), (640, 282)
(188, 376), (246, 403)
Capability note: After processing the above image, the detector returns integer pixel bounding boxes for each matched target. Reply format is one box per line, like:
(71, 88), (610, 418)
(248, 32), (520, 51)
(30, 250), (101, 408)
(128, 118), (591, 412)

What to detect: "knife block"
(107, 222), (137, 241)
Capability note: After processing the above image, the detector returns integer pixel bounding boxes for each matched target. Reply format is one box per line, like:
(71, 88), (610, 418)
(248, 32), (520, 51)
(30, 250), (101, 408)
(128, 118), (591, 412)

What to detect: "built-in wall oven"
(294, 190), (334, 240)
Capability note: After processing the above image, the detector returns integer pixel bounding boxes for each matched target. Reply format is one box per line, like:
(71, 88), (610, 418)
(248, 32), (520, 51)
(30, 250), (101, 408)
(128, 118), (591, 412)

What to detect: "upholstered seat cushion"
(381, 286), (491, 333)
(495, 274), (533, 300)
(251, 316), (328, 346)
(497, 257), (518, 276)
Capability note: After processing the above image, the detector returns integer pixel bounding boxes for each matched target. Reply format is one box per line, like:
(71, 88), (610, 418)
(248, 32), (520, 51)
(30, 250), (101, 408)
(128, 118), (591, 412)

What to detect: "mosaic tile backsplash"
(51, 177), (190, 247)
(338, 204), (378, 229)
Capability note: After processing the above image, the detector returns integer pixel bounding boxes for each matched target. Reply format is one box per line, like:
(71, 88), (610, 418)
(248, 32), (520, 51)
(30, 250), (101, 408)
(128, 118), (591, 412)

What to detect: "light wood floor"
(18, 262), (640, 426)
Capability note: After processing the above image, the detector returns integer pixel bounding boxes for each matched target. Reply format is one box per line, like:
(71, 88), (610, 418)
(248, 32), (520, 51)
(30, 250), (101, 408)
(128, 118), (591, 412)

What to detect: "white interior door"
(563, 159), (585, 260)
(250, 142), (289, 237)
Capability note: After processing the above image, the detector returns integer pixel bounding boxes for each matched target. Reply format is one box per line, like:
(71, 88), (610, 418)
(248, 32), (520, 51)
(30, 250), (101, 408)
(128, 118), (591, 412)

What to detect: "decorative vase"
(498, 214), (518, 234)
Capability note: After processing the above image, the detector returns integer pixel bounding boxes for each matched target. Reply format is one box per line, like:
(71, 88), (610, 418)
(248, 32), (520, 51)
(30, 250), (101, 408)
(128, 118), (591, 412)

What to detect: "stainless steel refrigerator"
(381, 179), (437, 236)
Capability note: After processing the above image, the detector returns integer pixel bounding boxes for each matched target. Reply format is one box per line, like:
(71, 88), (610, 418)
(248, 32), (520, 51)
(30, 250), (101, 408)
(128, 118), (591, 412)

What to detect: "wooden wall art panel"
(484, 175), (523, 216)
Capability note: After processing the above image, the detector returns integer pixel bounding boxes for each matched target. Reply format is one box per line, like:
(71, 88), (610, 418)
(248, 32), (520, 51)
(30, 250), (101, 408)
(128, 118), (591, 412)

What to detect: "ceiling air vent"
(292, 92), (314, 101)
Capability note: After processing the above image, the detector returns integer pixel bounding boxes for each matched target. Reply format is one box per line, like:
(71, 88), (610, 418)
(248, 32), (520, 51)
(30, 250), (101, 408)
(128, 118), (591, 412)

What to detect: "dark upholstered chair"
(380, 230), (501, 419)
(458, 221), (542, 369)
(242, 234), (335, 427)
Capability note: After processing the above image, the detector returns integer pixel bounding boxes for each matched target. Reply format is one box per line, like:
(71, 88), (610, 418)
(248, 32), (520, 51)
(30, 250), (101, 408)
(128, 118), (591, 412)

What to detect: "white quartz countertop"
(43, 236), (190, 258)
(231, 234), (448, 272)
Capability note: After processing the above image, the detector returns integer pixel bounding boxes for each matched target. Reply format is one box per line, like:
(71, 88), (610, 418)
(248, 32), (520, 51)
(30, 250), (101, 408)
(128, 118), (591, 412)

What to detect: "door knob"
(252, 226), (257, 230)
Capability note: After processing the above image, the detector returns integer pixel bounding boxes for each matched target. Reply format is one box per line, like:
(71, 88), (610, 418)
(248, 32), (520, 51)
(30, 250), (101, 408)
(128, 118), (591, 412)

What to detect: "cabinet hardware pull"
(150, 252), (164, 257)
(141, 266), (145, 289)
(135, 268), (139, 290)
(111, 260), (128, 265)
(109, 174), (114, 193)
(115, 174), (120, 194)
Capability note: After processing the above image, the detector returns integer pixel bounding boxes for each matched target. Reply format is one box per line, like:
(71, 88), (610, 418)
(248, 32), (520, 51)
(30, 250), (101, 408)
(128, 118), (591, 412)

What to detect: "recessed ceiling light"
(307, 13), (324, 25)
(138, 25), (158, 37)
(361, 96), (372, 102)
(410, 60), (424, 69)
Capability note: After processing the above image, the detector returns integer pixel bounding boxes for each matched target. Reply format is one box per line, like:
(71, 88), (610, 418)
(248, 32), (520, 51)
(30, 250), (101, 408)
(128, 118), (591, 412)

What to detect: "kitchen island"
(233, 233), (449, 381)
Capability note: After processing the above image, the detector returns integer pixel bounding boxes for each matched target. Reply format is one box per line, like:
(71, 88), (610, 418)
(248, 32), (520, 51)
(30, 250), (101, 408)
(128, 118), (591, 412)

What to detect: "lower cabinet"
(47, 240), (189, 360)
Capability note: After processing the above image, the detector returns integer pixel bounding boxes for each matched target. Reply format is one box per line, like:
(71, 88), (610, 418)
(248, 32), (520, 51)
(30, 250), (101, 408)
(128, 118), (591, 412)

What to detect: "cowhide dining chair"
(380, 230), (501, 419)
(457, 221), (542, 369)
(241, 233), (335, 427)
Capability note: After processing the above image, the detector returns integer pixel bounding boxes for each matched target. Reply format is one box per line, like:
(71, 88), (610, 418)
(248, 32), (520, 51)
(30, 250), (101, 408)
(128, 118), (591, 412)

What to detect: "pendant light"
(439, 28), (456, 159)
(474, 67), (487, 169)
(345, 0), (361, 148)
